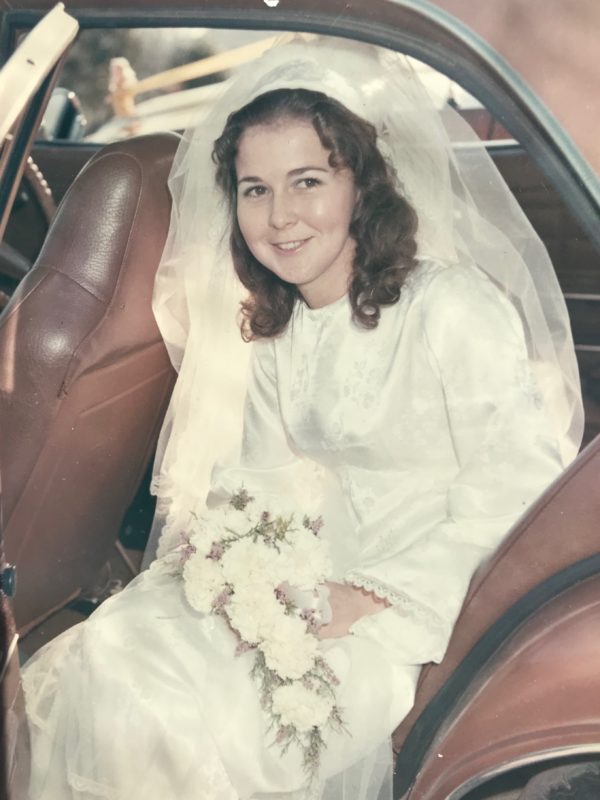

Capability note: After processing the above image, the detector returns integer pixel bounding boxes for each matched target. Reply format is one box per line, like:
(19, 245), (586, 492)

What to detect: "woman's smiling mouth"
(272, 238), (311, 253)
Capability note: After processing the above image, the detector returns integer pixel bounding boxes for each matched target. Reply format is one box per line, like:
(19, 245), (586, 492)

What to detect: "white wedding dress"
(22, 260), (564, 800)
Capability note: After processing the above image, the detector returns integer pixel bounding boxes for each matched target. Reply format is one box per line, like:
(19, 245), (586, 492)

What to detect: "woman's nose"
(268, 192), (297, 229)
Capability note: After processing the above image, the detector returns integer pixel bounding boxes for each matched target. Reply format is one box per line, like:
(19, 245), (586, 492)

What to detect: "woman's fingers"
(317, 582), (389, 638)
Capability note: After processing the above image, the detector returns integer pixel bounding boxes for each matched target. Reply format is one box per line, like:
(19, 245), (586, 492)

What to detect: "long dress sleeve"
(204, 337), (317, 512)
(344, 265), (565, 664)
(153, 336), (307, 560)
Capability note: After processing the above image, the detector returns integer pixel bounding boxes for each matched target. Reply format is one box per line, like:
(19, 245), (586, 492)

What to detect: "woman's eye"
(297, 177), (322, 189)
(243, 185), (268, 198)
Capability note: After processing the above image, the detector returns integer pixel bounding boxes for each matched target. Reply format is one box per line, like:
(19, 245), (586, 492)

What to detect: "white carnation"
(272, 683), (334, 732)
(183, 554), (225, 614)
(188, 504), (252, 555)
(281, 530), (332, 590)
(188, 517), (226, 556)
(210, 504), (252, 538)
(220, 538), (282, 589)
(260, 614), (318, 679)
(227, 584), (284, 645)
(188, 528), (217, 558)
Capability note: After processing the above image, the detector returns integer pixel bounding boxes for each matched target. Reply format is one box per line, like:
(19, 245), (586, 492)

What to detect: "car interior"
(1, 10), (600, 799)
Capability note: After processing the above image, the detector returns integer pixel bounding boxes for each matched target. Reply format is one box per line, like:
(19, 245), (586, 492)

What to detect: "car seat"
(0, 133), (178, 633)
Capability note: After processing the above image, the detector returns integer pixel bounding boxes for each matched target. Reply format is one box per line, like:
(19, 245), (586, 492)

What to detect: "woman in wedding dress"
(21, 35), (582, 800)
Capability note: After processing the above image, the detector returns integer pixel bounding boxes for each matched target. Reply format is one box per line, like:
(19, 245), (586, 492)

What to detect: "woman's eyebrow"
(237, 175), (263, 186)
(288, 166), (329, 176)
(237, 165), (329, 186)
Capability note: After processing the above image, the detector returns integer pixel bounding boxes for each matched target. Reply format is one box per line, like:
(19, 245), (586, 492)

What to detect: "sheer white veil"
(143, 33), (583, 567)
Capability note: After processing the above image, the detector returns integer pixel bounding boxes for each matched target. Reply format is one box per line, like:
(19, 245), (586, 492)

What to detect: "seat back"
(393, 433), (600, 751)
(0, 133), (178, 632)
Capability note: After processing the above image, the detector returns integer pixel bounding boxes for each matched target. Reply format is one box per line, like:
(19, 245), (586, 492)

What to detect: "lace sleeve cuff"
(344, 570), (451, 663)
(344, 570), (451, 640)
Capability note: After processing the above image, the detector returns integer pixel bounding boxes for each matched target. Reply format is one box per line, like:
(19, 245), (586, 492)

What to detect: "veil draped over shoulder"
(144, 33), (582, 566)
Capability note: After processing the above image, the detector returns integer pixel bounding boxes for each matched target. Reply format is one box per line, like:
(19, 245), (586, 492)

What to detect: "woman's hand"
(317, 581), (389, 640)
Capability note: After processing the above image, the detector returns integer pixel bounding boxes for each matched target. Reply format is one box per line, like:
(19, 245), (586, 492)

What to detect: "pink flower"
(208, 542), (225, 560)
(234, 640), (254, 657)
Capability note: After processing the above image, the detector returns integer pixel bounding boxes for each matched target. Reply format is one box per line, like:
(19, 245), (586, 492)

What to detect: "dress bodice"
(275, 262), (457, 519)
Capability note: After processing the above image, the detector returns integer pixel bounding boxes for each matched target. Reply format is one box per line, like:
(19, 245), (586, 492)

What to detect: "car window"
(42, 27), (513, 145)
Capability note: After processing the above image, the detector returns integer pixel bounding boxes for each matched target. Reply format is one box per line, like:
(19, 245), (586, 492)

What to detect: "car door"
(0, 6), (78, 795)
(0, 2), (80, 309)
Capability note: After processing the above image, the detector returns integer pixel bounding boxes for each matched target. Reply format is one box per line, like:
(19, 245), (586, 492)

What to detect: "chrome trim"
(0, 632), (18, 683)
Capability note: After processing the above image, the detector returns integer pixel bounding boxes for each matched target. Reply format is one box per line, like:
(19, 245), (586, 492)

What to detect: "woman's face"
(235, 118), (358, 309)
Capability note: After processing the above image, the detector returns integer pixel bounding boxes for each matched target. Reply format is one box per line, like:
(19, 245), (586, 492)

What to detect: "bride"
(21, 35), (582, 800)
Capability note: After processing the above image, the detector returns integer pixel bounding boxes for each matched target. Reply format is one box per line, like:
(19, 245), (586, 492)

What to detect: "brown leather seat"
(0, 133), (178, 633)
(393, 432), (600, 752)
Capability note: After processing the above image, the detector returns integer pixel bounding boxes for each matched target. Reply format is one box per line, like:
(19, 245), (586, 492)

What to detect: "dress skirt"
(22, 559), (420, 800)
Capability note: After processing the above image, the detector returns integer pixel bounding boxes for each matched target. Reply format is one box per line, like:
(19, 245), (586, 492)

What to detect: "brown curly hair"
(212, 88), (418, 340)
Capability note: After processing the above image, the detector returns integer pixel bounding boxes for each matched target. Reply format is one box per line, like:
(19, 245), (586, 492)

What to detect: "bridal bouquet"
(178, 488), (345, 778)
